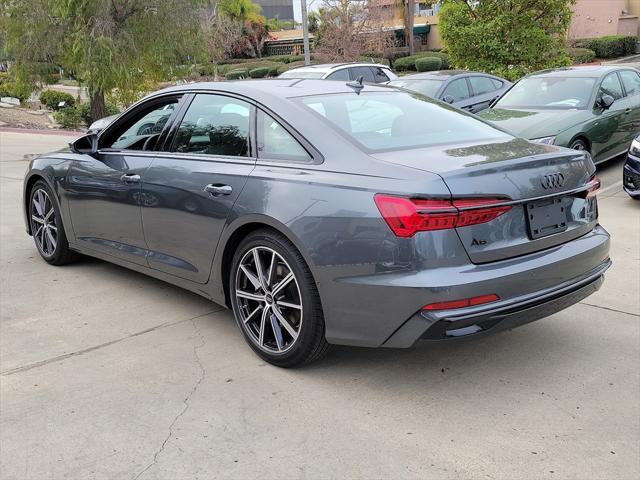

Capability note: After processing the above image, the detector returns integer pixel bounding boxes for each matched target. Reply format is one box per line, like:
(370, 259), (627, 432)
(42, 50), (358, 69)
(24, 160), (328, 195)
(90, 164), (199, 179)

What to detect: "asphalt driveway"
(1, 130), (638, 479)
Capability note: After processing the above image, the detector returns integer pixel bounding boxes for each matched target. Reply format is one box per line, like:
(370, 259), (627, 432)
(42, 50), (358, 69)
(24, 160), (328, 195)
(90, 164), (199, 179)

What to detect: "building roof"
(268, 29), (314, 42)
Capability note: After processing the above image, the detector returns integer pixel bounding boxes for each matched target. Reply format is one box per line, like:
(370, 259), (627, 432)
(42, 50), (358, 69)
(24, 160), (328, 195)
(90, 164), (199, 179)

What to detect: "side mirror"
(70, 133), (98, 155)
(443, 95), (455, 104)
(597, 94), (615, 110)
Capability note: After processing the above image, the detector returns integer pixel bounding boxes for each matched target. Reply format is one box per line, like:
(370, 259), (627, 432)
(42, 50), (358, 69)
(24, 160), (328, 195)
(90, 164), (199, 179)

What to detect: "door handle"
(121, 173), (141, 184)
(204, 184), (233, 196)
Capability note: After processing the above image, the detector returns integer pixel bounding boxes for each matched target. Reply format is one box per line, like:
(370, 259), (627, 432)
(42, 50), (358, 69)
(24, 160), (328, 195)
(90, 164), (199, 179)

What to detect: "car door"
(441, 78), (472, 111)
(618, 69), (640, 143)
(590, 72), (628, 161)
(140, 93), (256, 284)
(467, 75), (504, 113)
(66, 95), (183, 266)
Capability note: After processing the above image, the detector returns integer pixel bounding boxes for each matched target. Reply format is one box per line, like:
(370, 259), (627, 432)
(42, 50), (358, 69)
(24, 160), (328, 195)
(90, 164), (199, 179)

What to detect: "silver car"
(23, 80), (610, 367)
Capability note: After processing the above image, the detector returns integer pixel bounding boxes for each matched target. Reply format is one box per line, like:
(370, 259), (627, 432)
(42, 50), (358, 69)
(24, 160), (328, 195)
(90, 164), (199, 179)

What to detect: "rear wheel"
(569, 138), (589, 152)
(230, 229), (329, 367)
(29, 180), (77, 265)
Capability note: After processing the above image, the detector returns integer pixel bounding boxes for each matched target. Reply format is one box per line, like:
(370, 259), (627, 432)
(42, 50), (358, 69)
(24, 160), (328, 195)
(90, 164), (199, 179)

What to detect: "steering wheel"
(142, 134), (159, 151)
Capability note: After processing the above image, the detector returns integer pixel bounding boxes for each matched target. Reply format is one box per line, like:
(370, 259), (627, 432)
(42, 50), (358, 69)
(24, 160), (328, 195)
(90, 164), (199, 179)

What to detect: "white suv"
(278, 63), (397, 83)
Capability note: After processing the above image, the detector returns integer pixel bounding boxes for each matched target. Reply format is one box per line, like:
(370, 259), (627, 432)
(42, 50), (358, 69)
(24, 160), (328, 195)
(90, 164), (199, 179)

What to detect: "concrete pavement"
(0, 131), (638, 479)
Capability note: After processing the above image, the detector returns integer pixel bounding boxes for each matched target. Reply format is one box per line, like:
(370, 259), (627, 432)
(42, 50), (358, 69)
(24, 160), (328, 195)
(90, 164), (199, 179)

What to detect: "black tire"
(569, 138), (589, 152)
(229, 229), (329, 367)
(28, 180), (77, 265)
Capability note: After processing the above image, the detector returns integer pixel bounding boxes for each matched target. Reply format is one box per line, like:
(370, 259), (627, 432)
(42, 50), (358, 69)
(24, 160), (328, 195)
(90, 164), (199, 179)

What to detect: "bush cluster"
(415, 57), (443, 72)
(568, 47), (596, 64)
(248, 67), (270, 78)
(77, 102), (120, 125)
(393, 52), (450, 72)
(573, 35), (637, 58)
(0, 81), (33, 102)
(39, 89), (75, 110)
(53, 106), (82, 129)
(226, 69), (248, 80)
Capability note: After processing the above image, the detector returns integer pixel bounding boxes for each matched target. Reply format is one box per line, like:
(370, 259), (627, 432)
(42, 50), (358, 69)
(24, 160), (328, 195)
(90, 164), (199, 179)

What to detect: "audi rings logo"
(541, 172), (566, 189)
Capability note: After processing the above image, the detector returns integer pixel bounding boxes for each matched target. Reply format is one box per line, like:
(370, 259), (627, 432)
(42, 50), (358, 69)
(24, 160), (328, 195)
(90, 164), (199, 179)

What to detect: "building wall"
(568, 0), (639, 40)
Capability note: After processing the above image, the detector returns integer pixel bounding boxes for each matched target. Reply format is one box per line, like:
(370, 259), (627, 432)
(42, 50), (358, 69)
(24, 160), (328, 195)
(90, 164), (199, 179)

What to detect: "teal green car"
(480, 66), (640, 163)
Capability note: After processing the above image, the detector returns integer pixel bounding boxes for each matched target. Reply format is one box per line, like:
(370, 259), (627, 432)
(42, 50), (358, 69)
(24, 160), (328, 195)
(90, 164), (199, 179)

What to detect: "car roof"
(526, 65), (635, 78)
(391, 70), (496, 80)
(283, 62), (390, 74)
(154, 79), (393, 101)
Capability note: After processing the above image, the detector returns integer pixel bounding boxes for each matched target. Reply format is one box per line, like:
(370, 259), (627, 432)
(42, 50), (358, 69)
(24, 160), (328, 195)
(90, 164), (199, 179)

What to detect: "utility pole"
(301, 0), (311, 65)
(407, 0), (415, 56)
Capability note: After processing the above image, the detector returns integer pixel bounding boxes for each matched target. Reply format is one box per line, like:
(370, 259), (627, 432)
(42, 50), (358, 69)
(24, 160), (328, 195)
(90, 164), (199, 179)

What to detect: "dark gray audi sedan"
(23, 80), (610, 367)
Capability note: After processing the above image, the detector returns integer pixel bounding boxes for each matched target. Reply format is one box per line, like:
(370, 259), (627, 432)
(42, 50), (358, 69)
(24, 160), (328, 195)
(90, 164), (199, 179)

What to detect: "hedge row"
(415, 57), (442, 72)
(573, 35), (637, 58)
(393, 51), (450, 71)
(568, 47), (596, 64)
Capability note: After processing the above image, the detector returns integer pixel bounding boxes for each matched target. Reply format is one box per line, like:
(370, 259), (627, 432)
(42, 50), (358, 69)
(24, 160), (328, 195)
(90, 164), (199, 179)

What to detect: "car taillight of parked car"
(373, 194), (512, 238)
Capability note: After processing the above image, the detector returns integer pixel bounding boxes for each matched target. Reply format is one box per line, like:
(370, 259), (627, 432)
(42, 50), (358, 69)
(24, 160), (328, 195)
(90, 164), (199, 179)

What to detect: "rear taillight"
(584, 175), (600, 199)
(374, 194), (511, 238)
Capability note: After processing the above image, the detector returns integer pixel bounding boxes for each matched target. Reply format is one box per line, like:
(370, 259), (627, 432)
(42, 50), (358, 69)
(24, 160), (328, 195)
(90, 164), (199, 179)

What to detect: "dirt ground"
(0, 106), (57, 130)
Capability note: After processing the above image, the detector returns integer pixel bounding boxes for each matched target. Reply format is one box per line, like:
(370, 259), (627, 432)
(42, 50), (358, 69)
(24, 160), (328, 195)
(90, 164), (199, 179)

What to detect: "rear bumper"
(382, 259), (610, 348)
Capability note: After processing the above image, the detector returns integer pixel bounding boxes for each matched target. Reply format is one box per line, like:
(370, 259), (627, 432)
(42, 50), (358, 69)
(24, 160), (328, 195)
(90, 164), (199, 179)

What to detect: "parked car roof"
(283, 63), (391, 74)
(527, 65), (634, 78)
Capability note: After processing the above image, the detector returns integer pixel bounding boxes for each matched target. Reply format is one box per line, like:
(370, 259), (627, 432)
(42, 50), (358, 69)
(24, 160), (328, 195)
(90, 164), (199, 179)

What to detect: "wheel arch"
(215, 215), (318, 309)
(568, 134), (591, 153)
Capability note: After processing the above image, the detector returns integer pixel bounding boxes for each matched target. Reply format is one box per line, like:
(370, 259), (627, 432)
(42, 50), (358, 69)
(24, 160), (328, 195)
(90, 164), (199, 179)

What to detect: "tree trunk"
(89, 90), (106, 122)
(407, 0), (415, 56)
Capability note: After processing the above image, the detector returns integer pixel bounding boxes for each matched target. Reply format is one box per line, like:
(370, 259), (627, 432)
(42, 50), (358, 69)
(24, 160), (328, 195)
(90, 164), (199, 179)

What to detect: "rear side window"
(349, 66), (376, 83)
(619, 70), (640, 96)
(257, 110), (311, 162)
(371, 67), (390, 83)
(299, 91), (509, 152)
(326, 69), (349, 81)
(490, 78), (503, 89)
(442, 78), (470, 101)
(599, 73), (624, 100)
(469, 76), (499, 95)
(172, 94), (251, 157)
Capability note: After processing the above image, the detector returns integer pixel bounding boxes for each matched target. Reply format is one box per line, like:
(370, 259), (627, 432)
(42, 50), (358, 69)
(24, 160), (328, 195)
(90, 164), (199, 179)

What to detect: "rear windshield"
(388, 79), (444, 97)
(279, 70), (325, 79)
(496, 76), (596, 109)
(298, 91), (509, 151)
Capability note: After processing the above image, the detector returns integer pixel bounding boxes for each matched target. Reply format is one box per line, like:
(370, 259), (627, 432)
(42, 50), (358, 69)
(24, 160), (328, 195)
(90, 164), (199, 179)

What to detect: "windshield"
(279, 70), (325, 79)
(496, 76), (596, 109)
(388, 79), (444, 98)
(298, 91), (510, 152)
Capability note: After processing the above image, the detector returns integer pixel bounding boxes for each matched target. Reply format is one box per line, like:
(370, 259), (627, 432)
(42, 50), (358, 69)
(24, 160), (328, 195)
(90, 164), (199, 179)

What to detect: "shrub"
(393, 52), (450, 72)
(249, 67), (270, 78)
(573, 35), (637, 58)
(569, 47), (596, 64)
(39, 89), (75, 110)
(226, 69), (249, 80)
(415, 57), (443, 72)
(439, 0), (573, 81)
(77, 102), (120, 126)
(426, 51), (450, 69)
(53, 106), (82, 129)
(0, 81), (33, 102)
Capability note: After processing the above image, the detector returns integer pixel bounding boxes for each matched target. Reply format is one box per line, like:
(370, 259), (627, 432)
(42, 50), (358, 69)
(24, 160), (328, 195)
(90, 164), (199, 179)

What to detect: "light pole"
(301, 0), (311, 65)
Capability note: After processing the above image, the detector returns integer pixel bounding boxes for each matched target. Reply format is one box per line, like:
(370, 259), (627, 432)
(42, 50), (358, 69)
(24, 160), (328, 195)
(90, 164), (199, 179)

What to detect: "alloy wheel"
(234, 246), (303, 354)
(30, 188), (57, 256)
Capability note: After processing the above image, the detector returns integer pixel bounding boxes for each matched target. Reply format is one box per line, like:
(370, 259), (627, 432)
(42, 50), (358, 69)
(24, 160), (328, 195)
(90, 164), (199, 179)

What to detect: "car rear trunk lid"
(371, 138), (599, 263)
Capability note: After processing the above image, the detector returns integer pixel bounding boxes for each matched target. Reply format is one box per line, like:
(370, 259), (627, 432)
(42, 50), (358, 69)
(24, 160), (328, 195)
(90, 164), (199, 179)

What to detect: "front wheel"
(28, 180), (77, 265)
(230, 229), (329, 367)
(569, 138), (589, 151)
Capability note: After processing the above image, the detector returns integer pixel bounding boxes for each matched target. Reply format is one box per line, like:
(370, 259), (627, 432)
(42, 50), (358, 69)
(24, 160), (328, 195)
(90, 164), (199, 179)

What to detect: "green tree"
(1, 0), (206, 119)
(438, 0), (575, 80)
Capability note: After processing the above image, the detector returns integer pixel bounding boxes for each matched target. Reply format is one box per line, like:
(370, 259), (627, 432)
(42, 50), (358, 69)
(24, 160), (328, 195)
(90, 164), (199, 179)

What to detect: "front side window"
(496, 76), (596, 109)
(442, 78), (470, 101)
(469, 76), (499, 95)
(299, 91), (509, 152)
(104, 100), (178, 150)
(258, 111), (311, 162)
(172, 94), (251, 157)
(389, 78), (444, 98)
(619, 70), (640, 96)
(599, 73), (624, 100)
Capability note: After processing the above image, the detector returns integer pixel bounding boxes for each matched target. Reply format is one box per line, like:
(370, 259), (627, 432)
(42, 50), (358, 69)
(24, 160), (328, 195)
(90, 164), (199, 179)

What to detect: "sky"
(292, 0), (322, 23)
